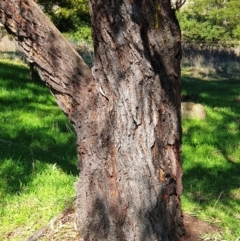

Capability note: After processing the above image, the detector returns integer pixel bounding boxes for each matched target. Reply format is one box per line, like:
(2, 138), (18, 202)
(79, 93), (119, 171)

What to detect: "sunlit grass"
(181, 65), (240, 240)
(0, 59), (77, 240)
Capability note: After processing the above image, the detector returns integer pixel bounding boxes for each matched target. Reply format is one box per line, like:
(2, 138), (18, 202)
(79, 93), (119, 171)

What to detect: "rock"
(181, 102), (206, 120)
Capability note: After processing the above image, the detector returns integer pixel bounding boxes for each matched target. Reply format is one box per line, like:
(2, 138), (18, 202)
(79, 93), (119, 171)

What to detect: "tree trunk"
(0, 0), (184, 240)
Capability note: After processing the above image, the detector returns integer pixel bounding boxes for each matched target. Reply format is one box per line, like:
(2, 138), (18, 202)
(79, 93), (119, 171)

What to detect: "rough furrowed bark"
(1, 0), (185, 240)
(75, 0), (184, 240)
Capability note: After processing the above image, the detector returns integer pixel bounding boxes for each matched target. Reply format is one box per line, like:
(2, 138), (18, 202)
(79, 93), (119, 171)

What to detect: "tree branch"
(0, 0), (94, 119)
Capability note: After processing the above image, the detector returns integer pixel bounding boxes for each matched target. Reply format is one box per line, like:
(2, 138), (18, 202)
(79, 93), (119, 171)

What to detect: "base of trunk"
(75, 169), (185, 241)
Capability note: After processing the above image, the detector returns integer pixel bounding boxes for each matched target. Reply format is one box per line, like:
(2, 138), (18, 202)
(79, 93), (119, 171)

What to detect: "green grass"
(0, 59), (78, 240)
(0, 56), (239, 240)
(181, 67), (240, 240)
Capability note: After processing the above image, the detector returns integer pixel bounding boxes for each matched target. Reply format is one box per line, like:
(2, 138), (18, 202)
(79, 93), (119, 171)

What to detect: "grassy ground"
(181, 59), (240, 240)
(0, 59), (78, 240)
(0, 52), (239, 240)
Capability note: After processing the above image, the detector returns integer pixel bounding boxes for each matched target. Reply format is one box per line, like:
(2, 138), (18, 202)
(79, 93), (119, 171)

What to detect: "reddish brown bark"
(0, 0), (184, 240)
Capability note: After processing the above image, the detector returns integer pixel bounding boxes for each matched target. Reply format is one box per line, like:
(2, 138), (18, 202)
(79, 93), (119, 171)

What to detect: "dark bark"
(0, 0), (184, 240)
(29, 62), (34, 80)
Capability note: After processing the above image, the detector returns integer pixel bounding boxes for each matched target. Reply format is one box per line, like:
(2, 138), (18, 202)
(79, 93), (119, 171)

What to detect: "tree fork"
(0, 0), (185, 240)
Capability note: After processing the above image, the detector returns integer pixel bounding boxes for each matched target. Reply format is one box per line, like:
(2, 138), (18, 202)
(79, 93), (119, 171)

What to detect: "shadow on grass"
(181, 73), (240, 227)
(0, 61), (78, 195)
(183, 161), (240, 208)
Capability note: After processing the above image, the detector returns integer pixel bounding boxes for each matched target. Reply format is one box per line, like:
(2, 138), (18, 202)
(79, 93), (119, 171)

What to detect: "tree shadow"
(0, 61), (78, 195)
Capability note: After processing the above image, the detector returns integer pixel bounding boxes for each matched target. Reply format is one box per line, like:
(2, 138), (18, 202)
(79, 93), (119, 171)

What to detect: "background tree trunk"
(0, 0), (184, 240)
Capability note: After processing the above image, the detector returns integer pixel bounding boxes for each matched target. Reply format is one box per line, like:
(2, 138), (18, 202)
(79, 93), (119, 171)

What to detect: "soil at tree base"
(180, 214), (219, 241)
(25, 205), (219, 241)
